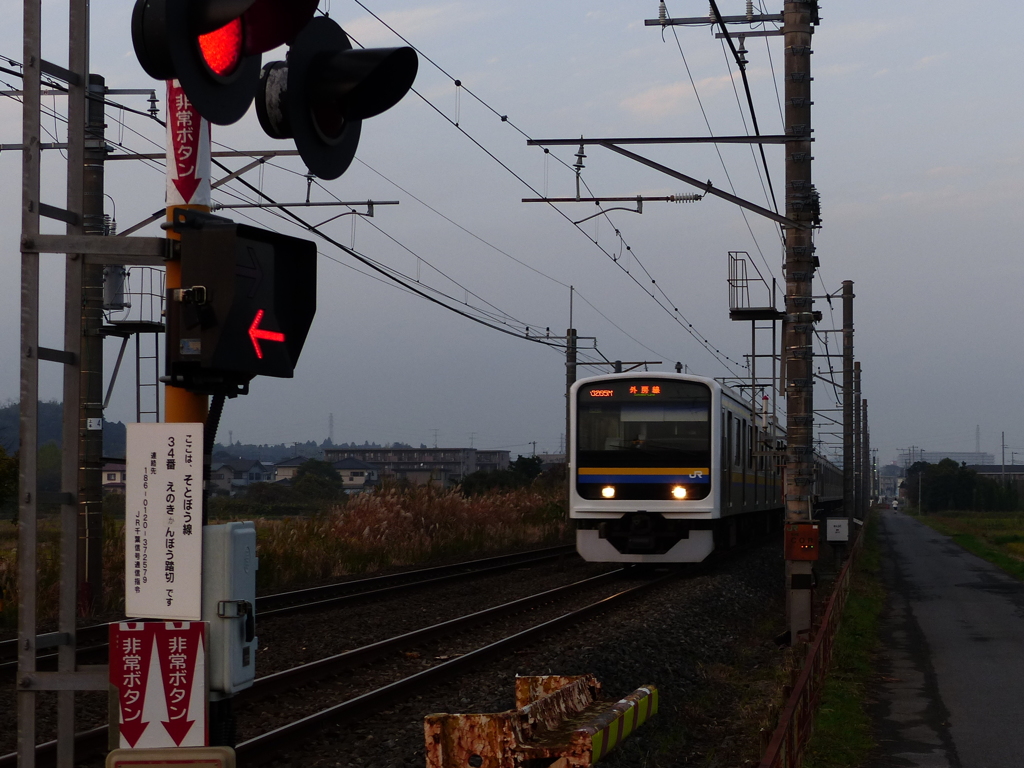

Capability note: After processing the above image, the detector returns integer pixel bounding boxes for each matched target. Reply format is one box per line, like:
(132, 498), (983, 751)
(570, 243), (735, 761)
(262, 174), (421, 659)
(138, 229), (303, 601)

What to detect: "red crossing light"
(248, 309), (285, 359)
(198, 18), (244, 77)
(131, 0), (318, 125)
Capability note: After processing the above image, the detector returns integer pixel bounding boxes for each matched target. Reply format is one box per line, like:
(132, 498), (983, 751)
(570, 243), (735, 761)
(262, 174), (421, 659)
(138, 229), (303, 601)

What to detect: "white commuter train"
(569, 372), (841, 564)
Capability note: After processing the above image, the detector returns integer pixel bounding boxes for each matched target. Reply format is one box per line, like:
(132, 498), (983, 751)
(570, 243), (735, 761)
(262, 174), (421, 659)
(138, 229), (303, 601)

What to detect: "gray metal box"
(202, 521), (258, 695)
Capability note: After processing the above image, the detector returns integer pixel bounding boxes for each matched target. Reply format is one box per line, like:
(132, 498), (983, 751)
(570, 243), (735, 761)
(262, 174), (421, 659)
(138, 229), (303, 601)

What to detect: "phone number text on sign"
(126, 423), (204, 620)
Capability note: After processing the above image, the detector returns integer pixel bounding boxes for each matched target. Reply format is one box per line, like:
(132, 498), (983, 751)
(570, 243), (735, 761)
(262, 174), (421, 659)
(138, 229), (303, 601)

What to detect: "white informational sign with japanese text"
(126, 422), (204, 620)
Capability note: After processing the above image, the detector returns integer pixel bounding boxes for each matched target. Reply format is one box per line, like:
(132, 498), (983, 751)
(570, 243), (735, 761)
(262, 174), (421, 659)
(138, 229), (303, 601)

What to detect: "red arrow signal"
(248, 309), (285, 359)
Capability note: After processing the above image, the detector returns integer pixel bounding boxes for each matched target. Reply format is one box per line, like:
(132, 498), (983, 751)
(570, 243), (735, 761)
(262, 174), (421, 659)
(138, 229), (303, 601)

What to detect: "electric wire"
(661, 4), (779, 282)
(346, 3), (746, 375)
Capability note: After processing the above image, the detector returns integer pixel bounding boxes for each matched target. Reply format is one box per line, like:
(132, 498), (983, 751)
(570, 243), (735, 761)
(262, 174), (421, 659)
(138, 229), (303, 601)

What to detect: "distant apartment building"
(900, 451), (996, 467)
(965, 465), (1024, 494)
(322, 447), (510, 486)
(878, 463), (905, 501)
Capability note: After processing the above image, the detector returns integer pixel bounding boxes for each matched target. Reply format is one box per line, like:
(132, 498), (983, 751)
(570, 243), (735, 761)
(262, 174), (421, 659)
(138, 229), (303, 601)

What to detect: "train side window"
(748, 423), (754, 469)
(734, 417), (741, 467)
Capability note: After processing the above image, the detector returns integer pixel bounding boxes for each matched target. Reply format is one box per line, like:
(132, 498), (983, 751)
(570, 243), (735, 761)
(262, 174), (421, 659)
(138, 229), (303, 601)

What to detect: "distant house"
(273, 456), (311, 483)
(210, 459), (274, 496)
(331, 457), (380, 494)
(102, 462), (127, 494)
(322, 447), (510, 487)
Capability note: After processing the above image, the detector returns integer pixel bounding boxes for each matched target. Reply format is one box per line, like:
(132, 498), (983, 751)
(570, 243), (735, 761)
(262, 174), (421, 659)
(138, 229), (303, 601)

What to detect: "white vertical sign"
(126, 423), (204, 620)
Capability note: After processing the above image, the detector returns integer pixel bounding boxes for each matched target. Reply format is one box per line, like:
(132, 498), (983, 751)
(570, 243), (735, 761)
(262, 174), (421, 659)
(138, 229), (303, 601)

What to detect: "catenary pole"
(77, 73), (107, 615)
(842, 280), (854, 533)
(853, 362), (862, 517)
(864, 397), (872, 518)
(783, 0), (818, 644)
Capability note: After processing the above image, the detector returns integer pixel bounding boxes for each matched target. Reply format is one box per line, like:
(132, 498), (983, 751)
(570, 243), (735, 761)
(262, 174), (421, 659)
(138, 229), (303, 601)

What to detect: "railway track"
(1, 560), (676, 768)
(0, 544), (576, 676)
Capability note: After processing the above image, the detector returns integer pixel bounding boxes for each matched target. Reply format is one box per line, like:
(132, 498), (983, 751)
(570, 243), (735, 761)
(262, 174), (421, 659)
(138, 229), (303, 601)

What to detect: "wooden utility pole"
(782, 0), (819, 643)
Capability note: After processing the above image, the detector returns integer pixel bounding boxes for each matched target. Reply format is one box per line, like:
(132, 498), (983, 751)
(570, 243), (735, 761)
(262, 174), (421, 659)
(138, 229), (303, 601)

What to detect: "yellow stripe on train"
(578, 467), (708, 475)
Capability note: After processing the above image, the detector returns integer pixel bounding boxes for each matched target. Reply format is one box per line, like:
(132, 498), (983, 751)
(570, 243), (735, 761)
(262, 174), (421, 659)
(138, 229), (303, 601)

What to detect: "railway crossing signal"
(256, 17), (418, 179)
(131, 0), (319, 125)
(166, 209), (317, 395)
(131, 1), (418, 179)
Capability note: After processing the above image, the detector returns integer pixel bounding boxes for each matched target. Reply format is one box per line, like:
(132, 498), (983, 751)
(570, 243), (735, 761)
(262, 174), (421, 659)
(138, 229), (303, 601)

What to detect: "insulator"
(746, 0), (754, 18)
(658, 1), (668, 23)
(670, 193), (702, 203)
(573, 143), (586, 172)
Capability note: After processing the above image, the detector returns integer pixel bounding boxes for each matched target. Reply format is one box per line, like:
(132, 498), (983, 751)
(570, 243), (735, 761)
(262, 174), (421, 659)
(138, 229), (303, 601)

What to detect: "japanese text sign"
(126, 423), (203, 620)
(109, 621), (208, 749)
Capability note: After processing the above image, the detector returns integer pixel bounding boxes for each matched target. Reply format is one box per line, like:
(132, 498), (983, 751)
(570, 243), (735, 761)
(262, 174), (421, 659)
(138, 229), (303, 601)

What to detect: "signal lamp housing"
(131, 0), (318, 125)
(256, 17), (418, 180)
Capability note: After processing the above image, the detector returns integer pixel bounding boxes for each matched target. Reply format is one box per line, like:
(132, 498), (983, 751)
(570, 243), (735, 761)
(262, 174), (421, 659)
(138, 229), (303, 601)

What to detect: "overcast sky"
(1, 0), (1022, 466)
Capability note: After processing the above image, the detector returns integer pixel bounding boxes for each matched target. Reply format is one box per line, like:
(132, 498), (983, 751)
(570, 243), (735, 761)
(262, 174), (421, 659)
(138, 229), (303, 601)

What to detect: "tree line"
(905, 459), (1020, 512)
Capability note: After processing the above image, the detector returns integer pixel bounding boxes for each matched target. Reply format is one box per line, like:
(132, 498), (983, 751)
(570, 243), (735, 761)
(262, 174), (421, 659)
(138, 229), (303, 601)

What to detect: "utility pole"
(78, 73), (107, 614)
(565, 326), (577, 499)
(853, 362), (862, 518)
(842, 280), (854, 534)
(862, 398), (870, 516)
(782, 0), (819, 644)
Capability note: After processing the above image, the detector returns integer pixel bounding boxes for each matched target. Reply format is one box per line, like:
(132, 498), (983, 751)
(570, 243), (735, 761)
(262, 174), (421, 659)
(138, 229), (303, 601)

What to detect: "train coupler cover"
(424, 674), (658, 767)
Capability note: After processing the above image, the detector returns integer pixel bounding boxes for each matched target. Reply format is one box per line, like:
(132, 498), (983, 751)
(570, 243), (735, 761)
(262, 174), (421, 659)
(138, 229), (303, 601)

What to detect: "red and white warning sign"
(166, 80), (211, 208)
(110, 622), (208, 749)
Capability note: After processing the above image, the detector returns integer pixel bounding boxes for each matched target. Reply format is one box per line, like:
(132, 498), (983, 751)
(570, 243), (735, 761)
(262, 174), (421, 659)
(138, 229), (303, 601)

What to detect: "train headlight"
(601, 486), (616, 499)
(671, 485), (687, 499)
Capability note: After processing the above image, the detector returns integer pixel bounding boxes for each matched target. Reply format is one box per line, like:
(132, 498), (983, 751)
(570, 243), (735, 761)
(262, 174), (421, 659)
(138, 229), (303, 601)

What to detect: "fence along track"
(758, 525), (866, 768)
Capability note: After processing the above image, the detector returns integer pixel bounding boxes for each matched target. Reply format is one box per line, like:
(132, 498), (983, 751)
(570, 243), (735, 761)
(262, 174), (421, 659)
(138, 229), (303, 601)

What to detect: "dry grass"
(917, 511), (1024, 580)
(0, 485), (568, 627)
(251, 485), (568, 591)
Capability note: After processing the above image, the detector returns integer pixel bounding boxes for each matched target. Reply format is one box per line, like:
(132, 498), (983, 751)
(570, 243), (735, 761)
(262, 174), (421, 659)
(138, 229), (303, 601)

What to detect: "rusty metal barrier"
(758, 526), (865, 768)
(424, 674), (658, 767)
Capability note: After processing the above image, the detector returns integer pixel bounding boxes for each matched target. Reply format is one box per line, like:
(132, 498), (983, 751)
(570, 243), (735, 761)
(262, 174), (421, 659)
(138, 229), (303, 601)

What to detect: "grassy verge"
(802, 514), (885, 768)
(914, 511), (1024, 582)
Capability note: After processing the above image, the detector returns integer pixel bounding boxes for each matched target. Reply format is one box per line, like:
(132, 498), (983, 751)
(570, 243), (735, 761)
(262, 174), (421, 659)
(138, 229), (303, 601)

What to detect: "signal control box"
(203, 521), (258, 697)
(784, 523), (820, 561)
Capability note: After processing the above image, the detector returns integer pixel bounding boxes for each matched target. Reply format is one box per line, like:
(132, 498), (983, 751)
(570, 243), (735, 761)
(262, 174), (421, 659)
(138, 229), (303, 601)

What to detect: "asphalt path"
(874, 509), (1024, 767)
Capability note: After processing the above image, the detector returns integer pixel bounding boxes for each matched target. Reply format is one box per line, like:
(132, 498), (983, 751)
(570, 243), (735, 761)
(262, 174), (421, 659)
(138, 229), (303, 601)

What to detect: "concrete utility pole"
(842, 280), (854, 533)
(78, 73), (107, 614)
(862, 398), (870, 517)
(854, 362), (862, 517)
(782, 0), (819, 644)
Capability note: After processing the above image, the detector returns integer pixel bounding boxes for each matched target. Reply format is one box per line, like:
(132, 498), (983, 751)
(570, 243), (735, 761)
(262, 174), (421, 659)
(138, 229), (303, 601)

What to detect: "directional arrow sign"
(248, 309), (286, 359)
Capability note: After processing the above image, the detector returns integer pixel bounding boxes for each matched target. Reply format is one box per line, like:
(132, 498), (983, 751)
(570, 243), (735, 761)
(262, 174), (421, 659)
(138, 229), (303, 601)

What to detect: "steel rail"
(235, 571), (680, 765)
(0, 567), (627, 768)
(241, 569), (623, 701)
(0, 545), (577, 673)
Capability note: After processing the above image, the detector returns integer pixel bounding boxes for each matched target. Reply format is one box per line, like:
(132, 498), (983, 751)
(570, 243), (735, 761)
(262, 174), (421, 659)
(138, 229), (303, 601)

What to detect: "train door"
(724, 411), (732, 508)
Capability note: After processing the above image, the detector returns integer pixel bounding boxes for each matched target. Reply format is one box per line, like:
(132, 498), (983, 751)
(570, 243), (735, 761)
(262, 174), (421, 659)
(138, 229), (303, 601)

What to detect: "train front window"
(576, 379), (712, 500)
